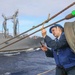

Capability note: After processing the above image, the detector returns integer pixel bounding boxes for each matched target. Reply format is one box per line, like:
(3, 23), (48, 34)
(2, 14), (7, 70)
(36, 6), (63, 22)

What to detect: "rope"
(37, 67), (56, 75)
(0, 18), (65, 50)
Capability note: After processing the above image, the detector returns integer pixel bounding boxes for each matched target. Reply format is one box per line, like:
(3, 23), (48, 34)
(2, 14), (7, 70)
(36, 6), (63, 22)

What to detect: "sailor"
(41, 24), (75, 75)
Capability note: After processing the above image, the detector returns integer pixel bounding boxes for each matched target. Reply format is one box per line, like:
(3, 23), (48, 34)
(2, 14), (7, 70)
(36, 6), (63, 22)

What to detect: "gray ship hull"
(0, 33), (44, 53)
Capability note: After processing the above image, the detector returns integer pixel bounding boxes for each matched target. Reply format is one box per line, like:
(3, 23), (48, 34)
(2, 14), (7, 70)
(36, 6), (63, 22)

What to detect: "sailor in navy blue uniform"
(41, 24), (75, 75)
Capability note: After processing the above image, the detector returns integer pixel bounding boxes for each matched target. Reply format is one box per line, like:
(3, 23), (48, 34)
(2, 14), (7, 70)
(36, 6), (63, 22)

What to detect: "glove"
(41, 25), (47, 38)
(40, 44), (47, 52)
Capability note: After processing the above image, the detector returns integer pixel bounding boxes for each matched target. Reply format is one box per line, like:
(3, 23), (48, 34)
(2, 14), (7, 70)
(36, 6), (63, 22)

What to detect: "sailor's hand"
(40, 45), (47, 52)
(41, 25), (47, 38)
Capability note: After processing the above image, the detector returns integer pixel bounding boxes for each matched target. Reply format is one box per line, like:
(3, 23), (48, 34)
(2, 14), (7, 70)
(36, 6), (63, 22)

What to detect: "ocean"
(0, 49), (56, 75)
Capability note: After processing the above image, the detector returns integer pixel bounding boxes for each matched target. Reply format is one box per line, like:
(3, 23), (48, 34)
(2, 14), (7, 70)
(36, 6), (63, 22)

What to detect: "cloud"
(0, 0), (74, 17)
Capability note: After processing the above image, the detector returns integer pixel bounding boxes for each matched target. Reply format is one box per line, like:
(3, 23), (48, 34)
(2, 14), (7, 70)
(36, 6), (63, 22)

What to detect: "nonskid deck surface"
(0, 50), (56, 75)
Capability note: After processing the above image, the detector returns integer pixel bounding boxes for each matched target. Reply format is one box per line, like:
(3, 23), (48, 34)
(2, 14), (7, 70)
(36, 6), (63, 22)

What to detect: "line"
(37, 67), (56, 75)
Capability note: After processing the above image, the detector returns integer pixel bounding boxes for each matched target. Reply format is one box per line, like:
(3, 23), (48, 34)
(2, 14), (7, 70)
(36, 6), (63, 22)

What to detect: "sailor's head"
(49, 24), (64, 38)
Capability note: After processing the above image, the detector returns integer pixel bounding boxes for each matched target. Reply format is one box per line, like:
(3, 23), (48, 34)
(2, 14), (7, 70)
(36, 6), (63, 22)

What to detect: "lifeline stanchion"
(0, 2), (74, 45)
(0, 13), (75, 50)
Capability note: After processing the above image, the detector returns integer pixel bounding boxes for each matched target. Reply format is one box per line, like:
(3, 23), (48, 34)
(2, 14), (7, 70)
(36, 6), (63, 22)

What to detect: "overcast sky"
(0, 0), (75, 37)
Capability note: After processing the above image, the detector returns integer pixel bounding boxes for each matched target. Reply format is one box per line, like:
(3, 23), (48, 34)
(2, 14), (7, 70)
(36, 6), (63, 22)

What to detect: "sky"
(0, 0), (75, 37)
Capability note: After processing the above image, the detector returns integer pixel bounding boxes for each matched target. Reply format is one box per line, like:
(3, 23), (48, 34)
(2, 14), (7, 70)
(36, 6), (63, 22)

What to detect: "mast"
(2, 14), (9, 38)
(2, 10), (19, 37)
(11, 9), (19, 37)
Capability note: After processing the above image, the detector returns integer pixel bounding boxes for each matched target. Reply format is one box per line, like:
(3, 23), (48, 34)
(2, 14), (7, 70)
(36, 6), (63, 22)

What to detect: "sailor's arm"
(41, 26), (68, 50)
(40, 45), (54, 57)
